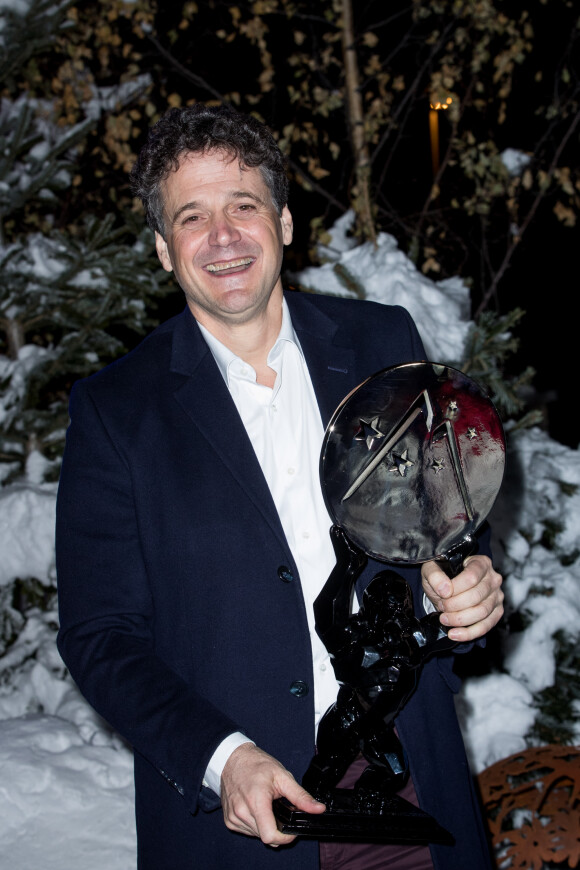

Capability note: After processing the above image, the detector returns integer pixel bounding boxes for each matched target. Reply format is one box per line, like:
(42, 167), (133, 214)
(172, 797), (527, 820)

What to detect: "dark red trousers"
(318, 757), (434, 870)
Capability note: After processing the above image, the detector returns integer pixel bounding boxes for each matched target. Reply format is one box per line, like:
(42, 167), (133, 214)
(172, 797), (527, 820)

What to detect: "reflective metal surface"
(320, 362), (505, 563)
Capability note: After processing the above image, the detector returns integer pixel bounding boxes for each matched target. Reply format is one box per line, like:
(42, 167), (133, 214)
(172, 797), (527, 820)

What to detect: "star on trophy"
(274, 361), (505, 843)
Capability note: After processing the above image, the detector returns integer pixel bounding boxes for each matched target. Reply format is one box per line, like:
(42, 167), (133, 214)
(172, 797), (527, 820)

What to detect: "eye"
(237, 203), (257, 212)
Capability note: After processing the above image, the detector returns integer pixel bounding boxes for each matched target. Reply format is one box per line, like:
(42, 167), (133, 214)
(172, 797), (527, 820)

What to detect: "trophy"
(274, 361), (505, 843)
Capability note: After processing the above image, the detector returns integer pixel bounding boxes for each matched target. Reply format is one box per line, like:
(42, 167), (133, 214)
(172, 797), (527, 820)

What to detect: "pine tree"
(0, 1), (170, 683)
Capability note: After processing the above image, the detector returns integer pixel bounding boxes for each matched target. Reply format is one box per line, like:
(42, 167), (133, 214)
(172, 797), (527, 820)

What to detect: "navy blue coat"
(56, 291), (493, 869)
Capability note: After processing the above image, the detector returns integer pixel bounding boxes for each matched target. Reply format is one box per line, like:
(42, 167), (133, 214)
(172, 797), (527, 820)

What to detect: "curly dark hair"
(130, 104), (289, 237)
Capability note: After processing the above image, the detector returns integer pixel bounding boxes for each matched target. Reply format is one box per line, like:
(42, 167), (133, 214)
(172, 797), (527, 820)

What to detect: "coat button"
(289, 680), (309, 698)
(277, 565), (294, 583)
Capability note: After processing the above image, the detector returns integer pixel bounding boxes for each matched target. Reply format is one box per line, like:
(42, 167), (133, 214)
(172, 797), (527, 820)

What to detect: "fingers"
(220, 743), (325, 846)
(422, 555), (504, 642)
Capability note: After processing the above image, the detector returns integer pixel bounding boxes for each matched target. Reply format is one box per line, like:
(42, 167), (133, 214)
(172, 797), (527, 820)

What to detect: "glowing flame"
(430, 97), (453, 111)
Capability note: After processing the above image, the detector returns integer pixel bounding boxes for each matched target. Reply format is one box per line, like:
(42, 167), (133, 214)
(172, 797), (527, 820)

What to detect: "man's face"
(155, 150), (293, 330)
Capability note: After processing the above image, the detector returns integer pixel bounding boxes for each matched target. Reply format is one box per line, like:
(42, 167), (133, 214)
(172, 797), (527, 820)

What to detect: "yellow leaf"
(421, 257), (441, 274)
(555, 167), (574, 195)
(362, 31), (379, 48)
(364, 55), (382, 76)
(553, 202), (576, 227)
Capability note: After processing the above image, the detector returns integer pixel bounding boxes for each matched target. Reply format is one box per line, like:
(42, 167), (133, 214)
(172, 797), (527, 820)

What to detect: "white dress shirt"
(198, 300), (342, 795)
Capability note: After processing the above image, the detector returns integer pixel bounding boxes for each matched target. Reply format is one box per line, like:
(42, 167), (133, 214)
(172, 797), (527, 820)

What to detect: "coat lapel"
(286, 291), (359, 427)
(168, 310), (288, 549)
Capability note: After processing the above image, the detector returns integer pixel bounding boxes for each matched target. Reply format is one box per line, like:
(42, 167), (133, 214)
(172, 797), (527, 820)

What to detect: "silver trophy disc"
(320, 362), (505, 564)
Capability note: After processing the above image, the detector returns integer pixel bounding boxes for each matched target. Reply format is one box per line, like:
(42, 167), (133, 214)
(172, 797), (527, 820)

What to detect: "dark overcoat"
(56, 290), (493, 870)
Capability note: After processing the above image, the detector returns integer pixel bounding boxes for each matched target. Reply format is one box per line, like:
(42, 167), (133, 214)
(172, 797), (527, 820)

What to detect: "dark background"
(147, 2), (578, 449)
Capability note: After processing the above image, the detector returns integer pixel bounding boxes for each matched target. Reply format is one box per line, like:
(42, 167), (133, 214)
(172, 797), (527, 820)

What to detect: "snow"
(455, 674), (536, 771)
(0, 715), (135, 870)
(0, 0), (29, 17)
(0, 484), (56, 587)
(298, 212), (470, 364)
(0, 345), (53, 430)
(501, 148), (531, 176)
(0, 213), (578, 866)
(84, 76), (151, 121)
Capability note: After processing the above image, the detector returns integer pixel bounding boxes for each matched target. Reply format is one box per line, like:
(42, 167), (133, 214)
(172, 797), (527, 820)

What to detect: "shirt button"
(320, 663), (327, 672)
(277, 565), (294, 583)
(289, 680), (309, 698)
(302, 530), (310, 539)
(287, 467), (295, 475)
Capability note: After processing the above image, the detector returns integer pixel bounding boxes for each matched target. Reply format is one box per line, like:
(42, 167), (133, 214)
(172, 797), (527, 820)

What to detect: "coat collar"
(285, 290), (358, 426)
(169, 306), (212, 378)
(168, 292), (360, 424)
(168, 292), (362, 420)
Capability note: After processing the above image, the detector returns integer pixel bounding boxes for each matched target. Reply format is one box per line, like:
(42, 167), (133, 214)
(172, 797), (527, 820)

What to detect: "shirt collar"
(196, 297), (304, 385)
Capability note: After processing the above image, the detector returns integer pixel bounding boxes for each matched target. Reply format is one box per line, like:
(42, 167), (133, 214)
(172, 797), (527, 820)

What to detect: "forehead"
(163, 149), (269, 201)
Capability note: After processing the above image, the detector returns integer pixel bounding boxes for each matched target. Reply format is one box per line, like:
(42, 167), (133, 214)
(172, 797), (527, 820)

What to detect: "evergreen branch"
(0, 0), (75, 82)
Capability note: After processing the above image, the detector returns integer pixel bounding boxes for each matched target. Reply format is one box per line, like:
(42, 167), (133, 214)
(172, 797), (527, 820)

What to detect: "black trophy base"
(273, 790), (454, 844)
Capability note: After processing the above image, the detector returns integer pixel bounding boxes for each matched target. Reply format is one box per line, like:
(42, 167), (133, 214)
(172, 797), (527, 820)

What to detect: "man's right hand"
(220, 742), (326, 846)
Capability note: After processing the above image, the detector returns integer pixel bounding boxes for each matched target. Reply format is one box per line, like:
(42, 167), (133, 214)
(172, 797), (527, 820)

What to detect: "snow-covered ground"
(1, 216), (578, 867)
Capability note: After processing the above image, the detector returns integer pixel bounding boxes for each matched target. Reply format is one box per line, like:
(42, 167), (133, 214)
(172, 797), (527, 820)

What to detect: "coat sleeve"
(56, 379), (238, 813)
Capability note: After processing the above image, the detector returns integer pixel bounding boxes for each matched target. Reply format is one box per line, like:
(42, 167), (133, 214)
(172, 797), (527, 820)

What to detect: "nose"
(208, 213), (242, 247)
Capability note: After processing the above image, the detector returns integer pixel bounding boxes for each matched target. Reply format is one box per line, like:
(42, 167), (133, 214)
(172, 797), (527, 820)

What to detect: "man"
(56, 104), (503, 870)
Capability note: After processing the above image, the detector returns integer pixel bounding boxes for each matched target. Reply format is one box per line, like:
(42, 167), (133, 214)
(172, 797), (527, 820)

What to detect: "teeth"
(206, 258), (253, 272)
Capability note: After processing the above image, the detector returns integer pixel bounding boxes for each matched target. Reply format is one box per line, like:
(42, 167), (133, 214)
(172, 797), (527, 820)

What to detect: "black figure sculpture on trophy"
(274, 362), (505, 843)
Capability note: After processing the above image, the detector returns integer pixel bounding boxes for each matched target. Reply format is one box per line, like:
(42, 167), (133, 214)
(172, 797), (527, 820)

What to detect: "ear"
(281, 206), (293, 246)
(155, 231), (173, 272)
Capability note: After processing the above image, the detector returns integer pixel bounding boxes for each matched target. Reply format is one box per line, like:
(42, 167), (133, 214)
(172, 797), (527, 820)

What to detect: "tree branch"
(287, 158), (347, 213)
(146, 33), (226, 102)
(475, 97), (580, 318)
(341, 0), (376, 244)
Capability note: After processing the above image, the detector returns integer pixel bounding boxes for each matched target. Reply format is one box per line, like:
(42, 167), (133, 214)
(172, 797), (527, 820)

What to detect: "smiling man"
(154, 149), (293, 386)
(56, 104), (502, 870)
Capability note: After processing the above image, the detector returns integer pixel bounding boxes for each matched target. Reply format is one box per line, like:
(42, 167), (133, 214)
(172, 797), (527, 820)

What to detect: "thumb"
(281, 778), (326, 814)
(422, 560), (453, 599)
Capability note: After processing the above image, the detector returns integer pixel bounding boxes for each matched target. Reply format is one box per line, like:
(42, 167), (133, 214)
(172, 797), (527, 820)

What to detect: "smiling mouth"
(205, 258), (254, 273)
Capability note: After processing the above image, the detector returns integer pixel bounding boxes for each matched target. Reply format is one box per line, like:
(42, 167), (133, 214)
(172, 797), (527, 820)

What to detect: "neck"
(191, 288), (283, 387)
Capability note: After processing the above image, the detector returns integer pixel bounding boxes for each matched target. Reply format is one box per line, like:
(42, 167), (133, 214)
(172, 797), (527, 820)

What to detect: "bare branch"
(341, 0), (376, 243)
(287, 158), (347, 213)
(146, 32), (226, 103)
(475, 95), (580, 318)
(372, 17), (457, 181)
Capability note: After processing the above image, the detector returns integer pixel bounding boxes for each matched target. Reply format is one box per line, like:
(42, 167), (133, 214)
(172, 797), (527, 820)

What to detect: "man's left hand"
(421, 555), (503, 642)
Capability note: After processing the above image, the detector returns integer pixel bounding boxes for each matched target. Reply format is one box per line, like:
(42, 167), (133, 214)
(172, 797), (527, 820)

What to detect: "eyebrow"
(169, 190), (267, 225)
